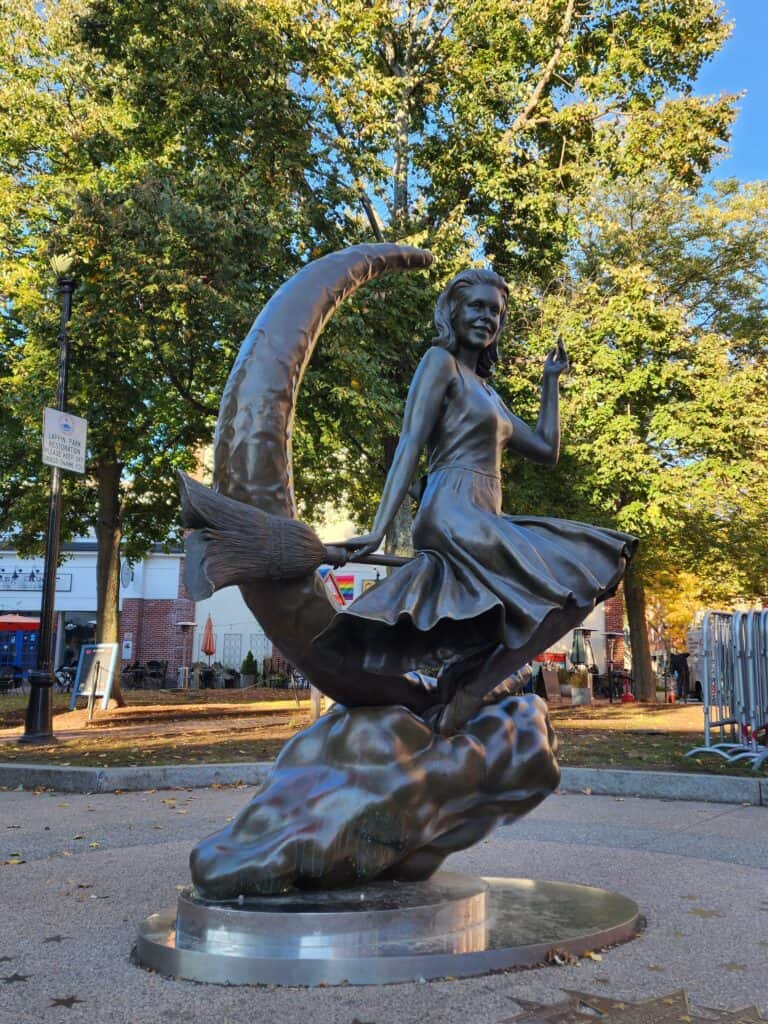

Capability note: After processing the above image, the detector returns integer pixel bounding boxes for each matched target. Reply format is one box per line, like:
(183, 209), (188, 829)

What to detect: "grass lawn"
(0, 686), (308, 729)
(554, 726), (763, 776)
(0, 691), (764, 777)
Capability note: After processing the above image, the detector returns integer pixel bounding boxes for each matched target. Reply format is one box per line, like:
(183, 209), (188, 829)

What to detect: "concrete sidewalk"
(1, 785), (766, 1024)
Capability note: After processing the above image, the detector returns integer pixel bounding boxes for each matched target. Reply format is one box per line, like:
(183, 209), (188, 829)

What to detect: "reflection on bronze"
(191, 694), (558, 898)
(181, 244), (636, 896)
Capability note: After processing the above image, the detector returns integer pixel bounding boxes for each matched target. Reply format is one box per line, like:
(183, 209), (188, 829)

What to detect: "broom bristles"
(177, 472), (328, 600)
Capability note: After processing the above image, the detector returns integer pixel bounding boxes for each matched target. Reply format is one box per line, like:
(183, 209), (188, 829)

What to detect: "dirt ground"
(0, 690), (763, 776)
(549, 698), (706, 732)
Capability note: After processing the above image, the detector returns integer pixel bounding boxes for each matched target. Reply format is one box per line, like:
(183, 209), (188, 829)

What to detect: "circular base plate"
(136, 874), (640, 986)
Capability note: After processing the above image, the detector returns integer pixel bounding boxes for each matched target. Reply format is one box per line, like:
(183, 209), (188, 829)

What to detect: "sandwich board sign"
(69, 643), (118, 717)
(42, 408), (88, 474)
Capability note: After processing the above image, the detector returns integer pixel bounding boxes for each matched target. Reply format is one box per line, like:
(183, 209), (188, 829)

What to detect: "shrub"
(241, 651), (257, 676)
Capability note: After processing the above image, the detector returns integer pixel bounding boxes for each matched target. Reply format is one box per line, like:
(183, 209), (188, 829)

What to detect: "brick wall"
(603, 589), (626, 669)
(119, 560), (194, 682)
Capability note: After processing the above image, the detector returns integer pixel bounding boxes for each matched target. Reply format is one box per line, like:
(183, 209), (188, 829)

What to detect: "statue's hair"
(433, 268), (509, 378)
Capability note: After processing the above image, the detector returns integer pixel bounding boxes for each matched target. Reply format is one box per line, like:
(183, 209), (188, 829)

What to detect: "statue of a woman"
(315, 268), (636, 732)
(180, 247), (637, 895)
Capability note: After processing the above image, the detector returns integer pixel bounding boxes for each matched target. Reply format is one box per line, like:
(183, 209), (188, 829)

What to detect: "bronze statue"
(180, 244), (636, 898)
(315, 268), (633, 733)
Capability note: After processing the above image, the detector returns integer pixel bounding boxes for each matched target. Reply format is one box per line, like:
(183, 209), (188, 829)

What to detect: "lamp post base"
(17, 670), (57, 745)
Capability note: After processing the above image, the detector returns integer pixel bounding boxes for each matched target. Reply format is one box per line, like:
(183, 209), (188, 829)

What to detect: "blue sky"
(694, 1), (768, 182)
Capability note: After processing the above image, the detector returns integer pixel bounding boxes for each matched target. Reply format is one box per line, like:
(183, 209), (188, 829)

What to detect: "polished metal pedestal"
(135, 873), (640, 986)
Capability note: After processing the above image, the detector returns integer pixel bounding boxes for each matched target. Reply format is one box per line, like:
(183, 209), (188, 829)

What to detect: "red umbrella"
(0, 614), (40, 633)
(200, 614), (216, 664)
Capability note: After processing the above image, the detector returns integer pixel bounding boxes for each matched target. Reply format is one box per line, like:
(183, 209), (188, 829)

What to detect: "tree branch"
(150, 344), (219, 417)
(358, 187), (385, 241)
(505, 0), (576, 139)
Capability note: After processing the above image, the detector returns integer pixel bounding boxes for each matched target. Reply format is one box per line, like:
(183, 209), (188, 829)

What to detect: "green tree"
(2, 0), (749, 699)
(501, 177), (768, 697)
(0, 0), (323, 693)
(290, 0), (736, 552)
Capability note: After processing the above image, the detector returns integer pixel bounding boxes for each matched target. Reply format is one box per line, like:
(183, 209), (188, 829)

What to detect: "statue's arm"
(340, 347), (455, 558)
(505, 338), (568, 466)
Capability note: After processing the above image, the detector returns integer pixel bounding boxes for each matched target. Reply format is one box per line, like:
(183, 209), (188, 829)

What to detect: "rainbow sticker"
(334, 574), (356, 603)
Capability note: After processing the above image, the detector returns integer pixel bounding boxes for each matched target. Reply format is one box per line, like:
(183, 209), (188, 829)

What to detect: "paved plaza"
(1, 784), (766, 1024)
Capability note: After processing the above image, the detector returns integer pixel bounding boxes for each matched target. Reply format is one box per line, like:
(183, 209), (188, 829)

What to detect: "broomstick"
(178, 472), (409, 601)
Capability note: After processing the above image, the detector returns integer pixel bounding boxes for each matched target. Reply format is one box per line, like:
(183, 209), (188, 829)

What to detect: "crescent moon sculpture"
(181, 243), (438, 711)
(181, 244), (561, 897)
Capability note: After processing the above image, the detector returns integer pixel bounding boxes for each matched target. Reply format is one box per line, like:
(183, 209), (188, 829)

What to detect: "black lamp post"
(19, 256), (76, 745)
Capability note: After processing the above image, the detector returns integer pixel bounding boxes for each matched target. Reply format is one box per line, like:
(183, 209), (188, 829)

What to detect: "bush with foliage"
(240, 651), (258, 678)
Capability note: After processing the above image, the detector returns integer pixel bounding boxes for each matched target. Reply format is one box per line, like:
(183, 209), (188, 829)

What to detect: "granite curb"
(0, 760), (765, 804)
(556, 765), (766, 805)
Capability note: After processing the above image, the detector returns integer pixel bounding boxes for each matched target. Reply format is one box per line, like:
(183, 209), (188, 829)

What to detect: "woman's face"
(451, 283), (505, 352)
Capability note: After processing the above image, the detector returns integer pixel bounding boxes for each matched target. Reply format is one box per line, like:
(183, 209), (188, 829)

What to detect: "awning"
(0, 614), (41, 632)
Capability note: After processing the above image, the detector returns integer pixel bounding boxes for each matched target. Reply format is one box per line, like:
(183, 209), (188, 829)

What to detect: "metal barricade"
(685, 609), (768, 770)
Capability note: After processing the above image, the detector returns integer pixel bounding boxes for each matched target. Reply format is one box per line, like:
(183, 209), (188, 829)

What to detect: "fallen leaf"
(88, 842), (100, 849)
(72, 835), (84, 841)
(545, 946), (578, 966)
(50, 995), (84, 1008)
(3, 859), (25, 866)
(581, 787), (592, 796)
(582, 951), (602, 961)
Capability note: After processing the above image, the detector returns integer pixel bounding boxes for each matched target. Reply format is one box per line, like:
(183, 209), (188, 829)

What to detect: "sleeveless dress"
(314, 351), (637, 676)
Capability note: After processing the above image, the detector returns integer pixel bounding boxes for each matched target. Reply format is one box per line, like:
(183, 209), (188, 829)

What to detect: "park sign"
(42, 407), (87, 474)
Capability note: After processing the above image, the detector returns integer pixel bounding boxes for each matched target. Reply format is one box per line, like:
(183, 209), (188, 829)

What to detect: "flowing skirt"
(314, 467), (637, 675)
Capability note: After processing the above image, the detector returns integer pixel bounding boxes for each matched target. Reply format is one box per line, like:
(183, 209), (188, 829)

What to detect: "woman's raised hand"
(543, 336), (569, 377)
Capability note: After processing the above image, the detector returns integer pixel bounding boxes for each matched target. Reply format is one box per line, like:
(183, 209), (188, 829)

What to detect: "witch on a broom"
(180, 247), (635, 736)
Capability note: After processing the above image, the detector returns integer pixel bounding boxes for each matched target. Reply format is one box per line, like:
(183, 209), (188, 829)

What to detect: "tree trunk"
(624, 563), (654, 701)
(383, 435), (414, 560)
(386, 499), (414, 558)
(382, 67), (415, 558)
(95, 458), (126, 706)
(392, 102), (409, 231)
